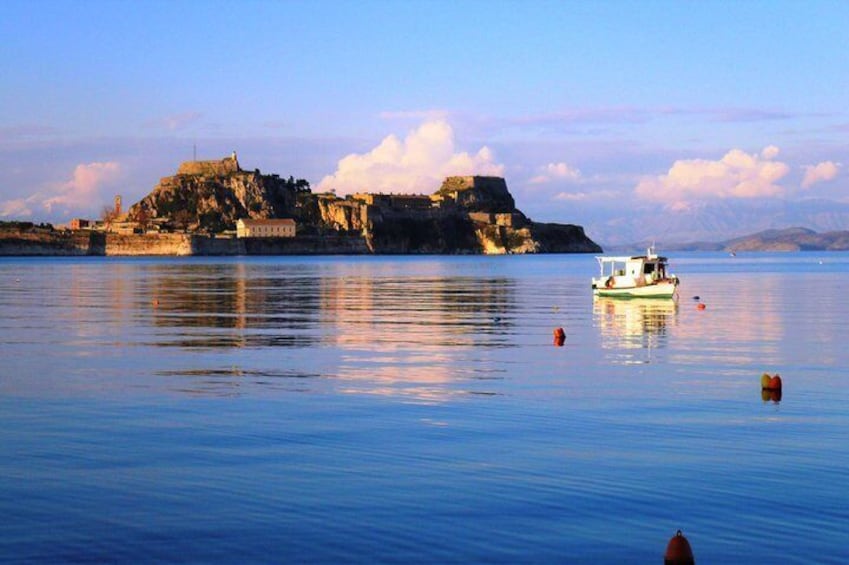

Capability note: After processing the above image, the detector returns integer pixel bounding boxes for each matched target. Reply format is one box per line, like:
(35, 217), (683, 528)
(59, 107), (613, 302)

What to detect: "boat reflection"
(593, 297), (679, 364)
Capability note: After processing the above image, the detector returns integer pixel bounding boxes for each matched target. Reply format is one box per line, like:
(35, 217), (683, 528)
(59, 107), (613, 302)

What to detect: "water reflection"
(37, 260), (520, 400)
(593, 297), (678, 364)
(318, 276), (515, 350)
(146, 264), (322, 348)
(316, 275), (515, 401)
(761, 388), (782, 403)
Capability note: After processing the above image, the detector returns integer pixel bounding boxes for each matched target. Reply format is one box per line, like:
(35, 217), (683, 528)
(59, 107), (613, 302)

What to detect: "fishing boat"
(591, 247), (679, 298)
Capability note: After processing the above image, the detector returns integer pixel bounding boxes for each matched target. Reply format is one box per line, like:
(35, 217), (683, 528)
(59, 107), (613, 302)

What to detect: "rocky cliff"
(119, 158), (601, 255)
(128, 157), (310, 232)
(310, 176), (599, 254)
(436, 176), (516, 212)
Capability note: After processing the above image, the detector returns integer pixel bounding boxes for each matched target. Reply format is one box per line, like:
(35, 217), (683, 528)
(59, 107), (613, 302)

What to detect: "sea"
(0, 253), (847, 564)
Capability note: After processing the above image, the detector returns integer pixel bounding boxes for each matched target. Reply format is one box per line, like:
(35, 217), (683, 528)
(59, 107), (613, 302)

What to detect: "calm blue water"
(1, 253), (847, 563)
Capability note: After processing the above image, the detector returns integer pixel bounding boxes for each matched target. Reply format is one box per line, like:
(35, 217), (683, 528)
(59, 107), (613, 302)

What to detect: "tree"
(101, 205), (118, 229)
(131, 207), (151, 231)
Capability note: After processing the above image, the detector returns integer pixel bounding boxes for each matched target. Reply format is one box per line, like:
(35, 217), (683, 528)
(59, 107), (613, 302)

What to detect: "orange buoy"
(696, 303), (706, 310)
(553, 327), (565, 346)
(761, 373), (782, 391)
(664, 530), (695, 565)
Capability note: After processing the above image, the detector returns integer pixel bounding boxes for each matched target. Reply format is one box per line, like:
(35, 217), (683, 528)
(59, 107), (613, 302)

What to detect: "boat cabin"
(591, 247), (677, 298)
(595, 254), (669, 285)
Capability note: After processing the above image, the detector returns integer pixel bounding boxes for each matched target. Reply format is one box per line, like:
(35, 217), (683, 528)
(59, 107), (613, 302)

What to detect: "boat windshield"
(596, 257), (630, 276)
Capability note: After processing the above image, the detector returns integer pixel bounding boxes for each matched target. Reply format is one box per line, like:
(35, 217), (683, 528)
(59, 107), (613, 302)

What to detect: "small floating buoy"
(152, 299), (159, 307)
(696, 303), (706, 310)
(553, 327), (565, 346)
(664, 530), (695, 565)
(691, 296), (700, 300)
(761, 373), (782, 391)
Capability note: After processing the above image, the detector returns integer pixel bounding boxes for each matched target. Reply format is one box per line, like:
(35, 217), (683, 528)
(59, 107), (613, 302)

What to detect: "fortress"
(176, 151), (240, 176)
(32, 154), (600, 256)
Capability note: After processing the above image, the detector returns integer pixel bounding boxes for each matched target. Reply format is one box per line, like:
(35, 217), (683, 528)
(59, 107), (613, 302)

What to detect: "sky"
(1, 0), (847, 244)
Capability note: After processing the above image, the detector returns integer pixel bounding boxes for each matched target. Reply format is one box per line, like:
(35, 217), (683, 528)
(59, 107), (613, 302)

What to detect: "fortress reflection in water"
(62, 261), (518, 401)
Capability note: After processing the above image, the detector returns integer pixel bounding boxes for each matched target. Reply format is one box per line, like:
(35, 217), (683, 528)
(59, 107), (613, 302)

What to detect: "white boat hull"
(593, 280), (678, 298)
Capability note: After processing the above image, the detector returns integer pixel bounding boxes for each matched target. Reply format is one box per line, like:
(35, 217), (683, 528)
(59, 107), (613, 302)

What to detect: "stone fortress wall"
(177, 153), (240, 177)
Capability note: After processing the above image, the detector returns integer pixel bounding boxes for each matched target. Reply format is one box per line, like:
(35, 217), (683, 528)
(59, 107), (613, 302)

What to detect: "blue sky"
(2, 0), (847, 243)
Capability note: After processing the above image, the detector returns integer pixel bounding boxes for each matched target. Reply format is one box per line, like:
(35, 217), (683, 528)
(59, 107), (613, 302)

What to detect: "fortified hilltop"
(176, 151), (241, 176)
(128, 152), (310, 233)
(0, 155), (600, 256)
(125, 154), (600, 254)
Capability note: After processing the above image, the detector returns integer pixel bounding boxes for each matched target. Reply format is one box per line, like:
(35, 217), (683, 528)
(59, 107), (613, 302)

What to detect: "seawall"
(0, 231), (370, 256)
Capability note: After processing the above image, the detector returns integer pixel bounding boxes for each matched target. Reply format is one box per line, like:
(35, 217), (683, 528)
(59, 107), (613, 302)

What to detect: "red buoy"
(664, 530), (695, 564)
(696, 303), (706, 310)
(768, 375), (782, 391)
(553, 327), (565, 346)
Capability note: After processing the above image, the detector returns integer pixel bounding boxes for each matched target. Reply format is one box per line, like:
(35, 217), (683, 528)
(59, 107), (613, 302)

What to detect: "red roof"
(238, 218), (295, 226)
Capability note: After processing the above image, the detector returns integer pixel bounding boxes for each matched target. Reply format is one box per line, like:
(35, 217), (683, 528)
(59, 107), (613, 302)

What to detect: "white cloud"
(801, 161), (840, 189)
(0, 197), (36, 218)
(635, 146), (790, 201)
(42, 162), (121, 214)
(1, 161), (122, 219)
(554, 191), (588, 201)
(317, 120), (504, 195)
(553, 189), (618, 202)
(529, 162), (582, 185)
(761, 145), (780, 160)
(379, 109), (449, 121)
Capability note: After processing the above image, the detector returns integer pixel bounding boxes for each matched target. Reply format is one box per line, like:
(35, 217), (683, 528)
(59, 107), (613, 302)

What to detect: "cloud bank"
(0, 161), (121, 219)
(635, 146), (790, 201)
(317, 120), (504, 195)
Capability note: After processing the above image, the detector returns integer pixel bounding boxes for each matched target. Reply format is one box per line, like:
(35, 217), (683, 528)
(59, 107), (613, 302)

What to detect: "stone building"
(177, 153), (240, 177)
(236, 218), (296, 238)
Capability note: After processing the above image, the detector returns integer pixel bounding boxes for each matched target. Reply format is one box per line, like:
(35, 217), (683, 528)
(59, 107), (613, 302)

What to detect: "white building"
(236, 218), (296, 238)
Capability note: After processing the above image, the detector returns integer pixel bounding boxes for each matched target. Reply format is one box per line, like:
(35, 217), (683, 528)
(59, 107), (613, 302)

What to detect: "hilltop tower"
(114, 195), (122, 216)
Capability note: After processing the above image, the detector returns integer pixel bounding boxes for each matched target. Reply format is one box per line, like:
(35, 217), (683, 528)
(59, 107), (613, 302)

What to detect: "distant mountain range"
(594, 198), (849, 249)
(609, 227), (849, 253)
